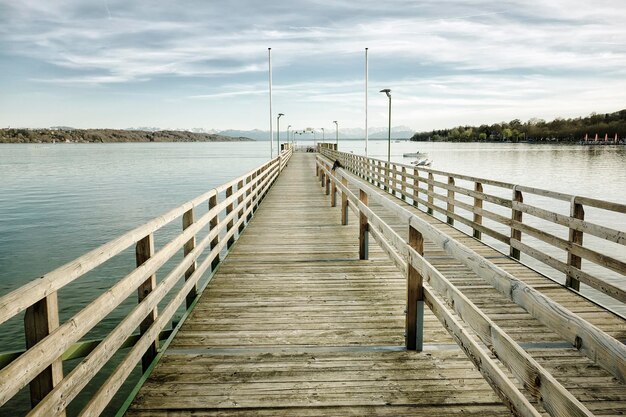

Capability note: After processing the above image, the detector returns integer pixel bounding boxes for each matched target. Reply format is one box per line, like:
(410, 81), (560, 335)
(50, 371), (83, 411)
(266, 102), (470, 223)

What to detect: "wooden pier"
(0, 147), (624, 417)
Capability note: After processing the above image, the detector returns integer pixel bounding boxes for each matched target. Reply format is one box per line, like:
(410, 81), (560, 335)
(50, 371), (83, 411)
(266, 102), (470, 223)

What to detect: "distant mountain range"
(126, 126), (416, 140)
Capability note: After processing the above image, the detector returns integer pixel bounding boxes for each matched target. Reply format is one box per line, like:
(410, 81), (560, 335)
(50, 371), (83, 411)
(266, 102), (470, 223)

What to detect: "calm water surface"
(0, 140), (625, 415)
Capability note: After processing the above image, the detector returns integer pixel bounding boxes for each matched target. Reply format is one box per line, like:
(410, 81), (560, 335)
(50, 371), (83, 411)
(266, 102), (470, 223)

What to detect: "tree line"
(410, 109), (626, 142)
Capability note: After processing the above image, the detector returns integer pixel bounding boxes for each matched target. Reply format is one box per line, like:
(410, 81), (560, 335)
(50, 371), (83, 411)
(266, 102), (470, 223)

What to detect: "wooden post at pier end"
(182, 209), (198, 308)
(136, 234), (158, 372)
(24, 292), (65, 414)
(566, 198), (585, 291)
(406, 224), (424, 351)
(359, 189), (369, 260)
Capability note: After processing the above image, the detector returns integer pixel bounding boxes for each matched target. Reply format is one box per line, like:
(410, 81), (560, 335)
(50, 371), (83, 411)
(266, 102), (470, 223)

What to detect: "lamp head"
(380, 88), (391, 98)
(278, 113), (284, 119)
(333, 120), (338, 125)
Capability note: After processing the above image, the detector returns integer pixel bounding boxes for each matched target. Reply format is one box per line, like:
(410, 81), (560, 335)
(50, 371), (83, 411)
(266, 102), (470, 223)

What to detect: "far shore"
(0, 128), (254, 144)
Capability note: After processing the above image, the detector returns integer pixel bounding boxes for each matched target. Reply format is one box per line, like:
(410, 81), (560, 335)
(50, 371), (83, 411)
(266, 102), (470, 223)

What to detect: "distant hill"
(0, 129), (254, 144)
(410, 109), (626, 142)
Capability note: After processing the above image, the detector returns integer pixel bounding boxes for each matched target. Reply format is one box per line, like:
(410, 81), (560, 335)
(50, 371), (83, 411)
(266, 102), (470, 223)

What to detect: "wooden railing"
(0, 148), (292, 417)
(319, 147), (626, 304)
(316, 155), (626, 417)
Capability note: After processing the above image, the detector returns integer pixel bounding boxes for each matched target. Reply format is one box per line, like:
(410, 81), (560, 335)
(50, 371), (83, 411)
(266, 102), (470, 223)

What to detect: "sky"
(0, 0), (625, 133)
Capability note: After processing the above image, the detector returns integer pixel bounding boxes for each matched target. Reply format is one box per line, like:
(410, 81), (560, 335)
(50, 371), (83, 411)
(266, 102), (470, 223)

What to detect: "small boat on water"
(403, 151), (426, 158)
(411, 158), (432, 167)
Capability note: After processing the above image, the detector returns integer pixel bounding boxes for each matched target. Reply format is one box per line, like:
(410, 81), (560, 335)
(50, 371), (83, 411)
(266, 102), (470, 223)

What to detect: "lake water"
(0, 140), (625, 415)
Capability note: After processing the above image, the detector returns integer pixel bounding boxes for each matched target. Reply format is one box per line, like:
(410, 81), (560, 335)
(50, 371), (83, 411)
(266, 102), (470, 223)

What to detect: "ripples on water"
(0, 140), (624, 415)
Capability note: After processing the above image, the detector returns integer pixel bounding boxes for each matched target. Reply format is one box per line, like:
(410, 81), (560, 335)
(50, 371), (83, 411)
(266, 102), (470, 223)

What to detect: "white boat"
(403, 151), (426, 158)
(411, 158), (432, 167)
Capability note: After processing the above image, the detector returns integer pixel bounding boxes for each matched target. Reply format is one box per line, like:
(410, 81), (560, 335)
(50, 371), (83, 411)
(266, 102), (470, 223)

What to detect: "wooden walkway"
(126, 153), (625, 417)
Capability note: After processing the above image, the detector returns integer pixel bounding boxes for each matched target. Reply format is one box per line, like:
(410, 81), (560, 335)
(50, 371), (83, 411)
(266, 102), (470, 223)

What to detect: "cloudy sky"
(0, 0), (624, 132)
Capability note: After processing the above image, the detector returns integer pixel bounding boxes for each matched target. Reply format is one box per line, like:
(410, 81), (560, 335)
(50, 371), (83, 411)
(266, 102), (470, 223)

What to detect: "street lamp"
(380, 89), (391, 162)
(333, 121), (338, 147)
(287, 124), (291, 149)
(277, 113), (284, 153)
(321, 127), (325, 142)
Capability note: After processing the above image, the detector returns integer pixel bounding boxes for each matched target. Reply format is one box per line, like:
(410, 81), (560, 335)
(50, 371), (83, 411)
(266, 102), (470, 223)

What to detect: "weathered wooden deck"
(125, 152), (625, 417)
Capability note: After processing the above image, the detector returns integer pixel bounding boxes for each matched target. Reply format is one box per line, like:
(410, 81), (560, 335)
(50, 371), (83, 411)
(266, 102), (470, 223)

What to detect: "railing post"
(279, 153), (283, 172)
(331, 170), (337, 207)
(24, 292), (65, 413)
(359, 189), (369, 260)
(321, 166), (326, 188)
(182, 209), (197, 308)
(377, 161), (382, 188)
(427, 173), (434, 215)
(510, 186), (523, 260)
(245, 174), (253, 222)
(237, 179), (245, 234)
(226, 186), (235, 249)
(209, 194), (220, 270)
(473, 182), (483, 239)
(325, 172), (331, 196)
(401, 166), (407, 201)
(341, 176), (349, 225)
(136, 234), (158, 372)
(412, 168), (419, 207)
(406, 223), (424, 351)
(566, 197), (584, 291)
(447, 176), (455, 225)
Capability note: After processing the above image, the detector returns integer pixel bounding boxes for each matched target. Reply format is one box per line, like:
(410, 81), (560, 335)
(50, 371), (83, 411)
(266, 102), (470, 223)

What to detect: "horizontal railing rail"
(319, 147), (626, 305)
(317, 155), (625, 417)
(0, 148), (292, 416)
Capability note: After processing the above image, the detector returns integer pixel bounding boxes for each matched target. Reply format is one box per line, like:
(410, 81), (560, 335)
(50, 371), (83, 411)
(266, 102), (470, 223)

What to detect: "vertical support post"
(406, 222), (424, 351)
(321, 167), (326, 188)
(24, 293), (65, 413)
(209, 194), (220, 270)
(316, 162), (319, 177)
(377, 161), (382, 187)
(226, 186), (235, 249)
(392, 164), (398, 196)
(331, 171), (337, 207)
(473, 182), (483, 239)
(341, 176), (349, 225)
(510, 186), (523, 260)
(135, 234), (158, 372)
(253, 168), (261, 212)
(384, 162), (390, 192)
(427, 173), (434, 215)
(566, 198), (584, 291)
(245, 174), (253, 222)
(446, 176), (455, 225)
(325, 174), (330, 195)
(412, 168), (419, 207)
(182, 209), (197, 309)
(359, 189), (369, 260)
(401, 166), (407, 201)
(237, 179), (245, 234)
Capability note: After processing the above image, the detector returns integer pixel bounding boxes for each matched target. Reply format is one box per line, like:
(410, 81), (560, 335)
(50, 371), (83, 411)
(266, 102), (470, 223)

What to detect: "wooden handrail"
(317, 157), (615, 417)
(319, 148), (626, 303)
(0, 148), (292, 415)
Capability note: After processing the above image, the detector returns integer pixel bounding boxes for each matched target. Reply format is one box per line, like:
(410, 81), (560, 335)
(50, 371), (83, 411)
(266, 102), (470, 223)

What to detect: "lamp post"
(321, 127), (325, 142)
(277, 113), (284, 153)
(287, 125), (291, 150)
(333, 121), (338, 147)
(380, 89), (391, 162)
